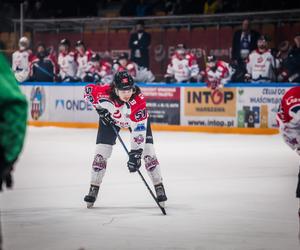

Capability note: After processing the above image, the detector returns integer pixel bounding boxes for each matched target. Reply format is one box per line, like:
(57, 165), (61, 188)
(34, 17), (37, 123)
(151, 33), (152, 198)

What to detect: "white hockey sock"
(143, 143), (163, 186)
(90, 144), (112, 186)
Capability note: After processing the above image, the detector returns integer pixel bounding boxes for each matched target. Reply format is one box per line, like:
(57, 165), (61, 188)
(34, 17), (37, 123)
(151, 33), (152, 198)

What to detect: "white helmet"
(19, 36), (30, 50)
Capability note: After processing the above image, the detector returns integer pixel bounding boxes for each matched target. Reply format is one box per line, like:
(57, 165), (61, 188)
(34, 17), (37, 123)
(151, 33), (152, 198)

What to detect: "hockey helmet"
(75, 40), (85, 48)
(278, 86), (300, 124)
(19, 36), (30, 49)
(91, 53), (100, 62)
(114, 71), (134, 90)
(59, 38), (71, 47)
(207, 55), (217, 62)
(118, 52), (129, 60)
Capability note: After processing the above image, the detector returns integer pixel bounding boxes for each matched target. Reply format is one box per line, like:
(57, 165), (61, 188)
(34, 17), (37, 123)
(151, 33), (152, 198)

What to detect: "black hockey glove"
(96, 108), (115, 126)
(127, 149), (143, 173)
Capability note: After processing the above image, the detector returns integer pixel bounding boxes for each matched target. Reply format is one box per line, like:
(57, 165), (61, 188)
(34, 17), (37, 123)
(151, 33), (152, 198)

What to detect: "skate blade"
(159, 202), (165, 208)
(86, 202), (94, 209)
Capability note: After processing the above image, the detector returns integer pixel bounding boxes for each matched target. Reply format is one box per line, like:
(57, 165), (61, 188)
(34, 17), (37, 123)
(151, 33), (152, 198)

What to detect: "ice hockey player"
(277, 86), (300, 216)
(245, 35), (279, 82)
(83, 53), (102, 83)
(75, 40), (93, 81)
(57, 38), (78, 82)
(202, 55), (233, 90)
(114, 52), (155, 82)
(83, 71), (167, 208)
(12, 36), (34, 82)
(165, 44), (199, 83)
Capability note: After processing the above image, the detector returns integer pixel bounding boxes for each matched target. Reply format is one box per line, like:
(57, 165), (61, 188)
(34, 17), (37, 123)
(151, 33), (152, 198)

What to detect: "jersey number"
(135, 109), (147, 121)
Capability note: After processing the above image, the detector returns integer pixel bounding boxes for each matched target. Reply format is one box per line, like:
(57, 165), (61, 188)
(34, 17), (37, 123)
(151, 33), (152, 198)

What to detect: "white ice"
(1, 127), (300, 250)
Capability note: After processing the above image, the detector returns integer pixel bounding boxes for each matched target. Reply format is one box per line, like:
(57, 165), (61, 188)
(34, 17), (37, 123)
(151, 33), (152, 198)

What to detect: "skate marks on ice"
(2, 128), (300, 249)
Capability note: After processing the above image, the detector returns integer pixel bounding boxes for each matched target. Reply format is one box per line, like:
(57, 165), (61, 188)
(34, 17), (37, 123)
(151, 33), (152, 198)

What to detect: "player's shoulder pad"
(84, 84), (111, 105)
(128, 93), (148, 122)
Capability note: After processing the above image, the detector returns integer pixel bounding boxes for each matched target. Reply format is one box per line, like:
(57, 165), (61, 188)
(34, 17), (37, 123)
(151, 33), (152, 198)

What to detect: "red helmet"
(278, 87), (300, 124)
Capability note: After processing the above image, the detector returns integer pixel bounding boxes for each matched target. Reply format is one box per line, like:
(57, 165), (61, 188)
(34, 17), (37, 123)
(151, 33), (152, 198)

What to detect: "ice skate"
(84, 185), (99, 208)
(154, 183), (167, 207)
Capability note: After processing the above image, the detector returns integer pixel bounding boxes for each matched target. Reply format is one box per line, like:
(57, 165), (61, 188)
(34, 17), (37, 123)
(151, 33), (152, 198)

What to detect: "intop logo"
(55, 99), (93, 111)
(187, 90), (234, 105)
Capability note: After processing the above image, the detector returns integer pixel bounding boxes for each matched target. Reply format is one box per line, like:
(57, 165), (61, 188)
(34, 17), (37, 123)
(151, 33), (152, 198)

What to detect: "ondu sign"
(184, 88), (236, 117)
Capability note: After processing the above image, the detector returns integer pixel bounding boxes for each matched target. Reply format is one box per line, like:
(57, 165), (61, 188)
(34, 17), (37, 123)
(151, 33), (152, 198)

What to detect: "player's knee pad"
(92, 144), (113, 171)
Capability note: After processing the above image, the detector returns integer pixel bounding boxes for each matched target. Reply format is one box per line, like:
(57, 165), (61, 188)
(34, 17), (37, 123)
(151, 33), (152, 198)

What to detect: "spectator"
(75, 40), (93, 81)
(31, 0), (45, 19)
(136, 0), (153, 16)
(277, 34), (300, 82)
(120, 0), (137, 16)
(231, 19), (260, 65)
(202, 55), (233, 89)
(0, 52), (28, 248)
(129, 20), (151, 69)
(245, 35), (279, 82)
(114, 52), (155, 82)
(30, 43), (57, 82)
(203, 0), (221, 14)
(165, 44), (199, 83)
(57, 38), (78, 82)
(12, 36), (34, 83)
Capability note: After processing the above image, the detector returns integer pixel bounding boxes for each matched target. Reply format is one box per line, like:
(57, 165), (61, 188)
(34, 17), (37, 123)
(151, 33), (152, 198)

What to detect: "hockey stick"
(111, 125), (167, 215)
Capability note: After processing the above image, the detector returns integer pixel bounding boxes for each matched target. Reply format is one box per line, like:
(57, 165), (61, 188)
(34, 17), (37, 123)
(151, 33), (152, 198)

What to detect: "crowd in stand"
(1, 0), (299, 20)
(11, 19), (300, 89)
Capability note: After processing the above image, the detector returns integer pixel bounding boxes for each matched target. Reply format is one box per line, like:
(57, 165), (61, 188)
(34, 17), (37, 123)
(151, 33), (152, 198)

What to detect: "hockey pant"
(89, 118), (163, 187)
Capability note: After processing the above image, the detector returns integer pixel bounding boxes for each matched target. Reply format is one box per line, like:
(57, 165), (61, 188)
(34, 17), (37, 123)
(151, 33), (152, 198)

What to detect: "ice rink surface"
(1, 126), (300, 250)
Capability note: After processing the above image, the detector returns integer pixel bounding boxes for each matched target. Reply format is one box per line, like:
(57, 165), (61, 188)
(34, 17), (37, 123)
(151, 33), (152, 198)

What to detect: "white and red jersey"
(76, 49), (93, 80)
(12, 49), (34, 82)
(99, 60), (113, 85)
(277, 87), (300, 155)
(166, 52), (199, 82)
(246, 49), (278, 82)
(84, 84), (148, 150)
(204, 60), (231, 89)
(58, 51), (77, 79)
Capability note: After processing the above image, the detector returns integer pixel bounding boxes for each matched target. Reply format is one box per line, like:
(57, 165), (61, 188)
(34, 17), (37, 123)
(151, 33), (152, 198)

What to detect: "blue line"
(20, 82), (300, 87)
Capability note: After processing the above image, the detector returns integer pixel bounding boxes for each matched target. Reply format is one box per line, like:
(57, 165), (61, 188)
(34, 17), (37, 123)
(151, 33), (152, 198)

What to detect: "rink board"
(20, 82), (300, 134)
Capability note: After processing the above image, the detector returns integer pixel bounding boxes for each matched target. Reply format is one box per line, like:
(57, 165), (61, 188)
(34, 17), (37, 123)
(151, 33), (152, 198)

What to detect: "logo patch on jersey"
(113, 110), (122, 119)
(134, 134), (145, 145)
(134, 123), (146, 132)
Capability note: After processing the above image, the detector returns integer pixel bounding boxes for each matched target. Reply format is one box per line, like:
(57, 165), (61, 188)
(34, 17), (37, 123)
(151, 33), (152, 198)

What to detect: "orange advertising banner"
(184, 88), (236, 117)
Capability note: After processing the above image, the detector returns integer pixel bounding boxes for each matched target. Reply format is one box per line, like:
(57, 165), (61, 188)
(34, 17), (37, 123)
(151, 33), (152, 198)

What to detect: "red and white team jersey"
(12, 49), (34, 82)
(76, 49), (93, 80)
(115, 61), (138, 78)
(58, 51), (77, 79)
(166, 52), (199, 82)
(204, 60), (231, 89)
(99, 60), (114, 85)
(246, 49), (278, 82)
(84, 84), (148, 150)
(277, 86), (300, 155)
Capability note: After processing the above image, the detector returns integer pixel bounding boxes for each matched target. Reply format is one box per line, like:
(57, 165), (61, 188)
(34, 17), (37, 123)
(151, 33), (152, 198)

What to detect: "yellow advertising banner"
(184, 88), (236, 117)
